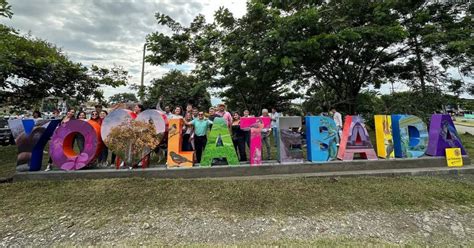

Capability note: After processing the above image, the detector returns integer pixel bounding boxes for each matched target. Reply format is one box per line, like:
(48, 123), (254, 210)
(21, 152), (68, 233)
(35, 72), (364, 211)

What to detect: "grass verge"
(0, 176), (473, 219)
(454, 120), (474, 127)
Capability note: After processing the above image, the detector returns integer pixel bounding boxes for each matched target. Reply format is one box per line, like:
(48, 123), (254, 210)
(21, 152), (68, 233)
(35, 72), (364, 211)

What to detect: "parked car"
(0, 118), (14, 146)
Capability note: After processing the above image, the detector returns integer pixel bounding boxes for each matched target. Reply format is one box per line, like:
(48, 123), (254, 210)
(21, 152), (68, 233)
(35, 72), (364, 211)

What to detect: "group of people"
(158, 102), (282, 164)
(28, 100), (344, 168)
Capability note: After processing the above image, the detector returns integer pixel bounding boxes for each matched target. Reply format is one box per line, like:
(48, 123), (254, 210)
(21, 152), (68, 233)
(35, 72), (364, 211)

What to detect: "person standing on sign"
(185, 111), (213, 163)
(331, 107), (343, 145)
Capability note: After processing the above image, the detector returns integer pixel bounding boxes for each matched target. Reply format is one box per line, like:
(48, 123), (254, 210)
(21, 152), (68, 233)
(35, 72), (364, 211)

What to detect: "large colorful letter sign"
(201, 117), (239, 167)
(391, 115), (428, 158)
(240, 117), (271, 165)
(277, 117), (304, 163)
(337, 115), (377, 161)
(8, 119), (60, 171)
(167, 118), (194, 167)
(305, 116), (338, 162)
(374, 115), (394, 159)
(50, 120), (102, 170)
(426, 114), (466, 156)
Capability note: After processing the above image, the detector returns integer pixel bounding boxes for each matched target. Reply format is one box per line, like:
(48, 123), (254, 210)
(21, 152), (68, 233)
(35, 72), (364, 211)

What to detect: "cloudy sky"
(2, 0), (471, 103)
(1, 0), (247, 103)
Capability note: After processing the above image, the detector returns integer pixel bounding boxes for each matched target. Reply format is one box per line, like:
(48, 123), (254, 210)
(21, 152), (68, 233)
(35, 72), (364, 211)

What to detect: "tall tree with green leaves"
(265, 0), (408, 113)
(108, 92), (138, 104)
(146, 0), (472, 115)
(146, 3), (299, 114)
(392, 1), (473, 97)
(145, 70), (211, 111)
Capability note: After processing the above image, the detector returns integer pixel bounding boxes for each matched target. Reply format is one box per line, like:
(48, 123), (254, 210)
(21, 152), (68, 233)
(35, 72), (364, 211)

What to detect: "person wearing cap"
(215, 103), (232, 128)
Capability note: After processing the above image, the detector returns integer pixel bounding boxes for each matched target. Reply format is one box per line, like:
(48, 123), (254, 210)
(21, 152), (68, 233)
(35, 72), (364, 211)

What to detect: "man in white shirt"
(261, 109), (272, 160)
(270, 108), (280, 147)
(331, 107), (343, 144)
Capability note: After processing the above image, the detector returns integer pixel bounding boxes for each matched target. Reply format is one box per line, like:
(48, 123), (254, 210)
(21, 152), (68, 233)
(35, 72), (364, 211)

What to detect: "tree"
(146, 0), (472, 115)
(108, 92), (138, 104)
(267, 0), (408, 113)
(380, 88), (449, 122)
(0, 0), (128, 110)
(0, 0), (12, 19)
(144, 70), (211, 111)
(146, 4), (299, 115)
(391, 1), (473, 97)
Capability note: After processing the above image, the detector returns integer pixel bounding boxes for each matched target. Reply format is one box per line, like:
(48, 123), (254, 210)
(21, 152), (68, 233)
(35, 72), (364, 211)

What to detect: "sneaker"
(45, 164), (52, 171)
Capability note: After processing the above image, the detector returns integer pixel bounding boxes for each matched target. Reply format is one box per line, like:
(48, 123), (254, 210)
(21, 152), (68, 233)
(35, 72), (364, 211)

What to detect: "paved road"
(455, 124), (474, 135)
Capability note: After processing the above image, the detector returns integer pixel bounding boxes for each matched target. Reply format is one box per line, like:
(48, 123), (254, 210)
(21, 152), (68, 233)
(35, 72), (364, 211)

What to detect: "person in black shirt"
(231, 112), (247, 161)
(207, 107), (219, 130)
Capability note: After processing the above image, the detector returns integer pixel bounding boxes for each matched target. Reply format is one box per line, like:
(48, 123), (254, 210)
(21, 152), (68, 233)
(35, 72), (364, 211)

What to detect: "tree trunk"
(413, 36), (426, 96)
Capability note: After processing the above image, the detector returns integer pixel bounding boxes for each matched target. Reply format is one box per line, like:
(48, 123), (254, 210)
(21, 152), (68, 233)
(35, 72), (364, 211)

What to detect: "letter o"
(50, 120), (102, 170)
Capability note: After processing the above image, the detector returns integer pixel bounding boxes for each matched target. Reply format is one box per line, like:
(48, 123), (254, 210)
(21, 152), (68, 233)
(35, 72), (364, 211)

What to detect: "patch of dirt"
(1, 208), (472, 246)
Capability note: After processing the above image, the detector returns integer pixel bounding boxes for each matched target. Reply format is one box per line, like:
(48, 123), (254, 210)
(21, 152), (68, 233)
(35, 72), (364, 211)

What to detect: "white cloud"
(1, 0), (246, 100)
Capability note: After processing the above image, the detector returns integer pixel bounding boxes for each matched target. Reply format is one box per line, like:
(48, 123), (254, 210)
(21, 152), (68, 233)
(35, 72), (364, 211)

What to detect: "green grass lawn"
(0, 133), (473, 216)
(455, 121), (474, 127)
(1, 176), (473, 218)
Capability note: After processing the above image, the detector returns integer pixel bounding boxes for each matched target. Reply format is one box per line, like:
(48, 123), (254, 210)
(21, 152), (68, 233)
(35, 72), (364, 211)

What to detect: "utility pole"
(140, 43), (147, 103)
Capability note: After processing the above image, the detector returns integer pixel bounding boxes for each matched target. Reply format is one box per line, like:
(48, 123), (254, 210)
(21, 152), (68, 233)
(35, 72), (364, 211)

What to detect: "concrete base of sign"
(13, 156), (472, 181)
